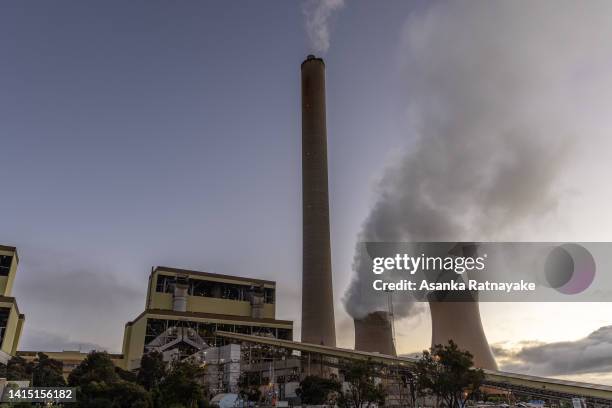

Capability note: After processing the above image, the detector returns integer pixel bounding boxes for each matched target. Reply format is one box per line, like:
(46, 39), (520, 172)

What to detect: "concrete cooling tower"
(301, 55), (336, 347)
(354, 311), (397, 356)
(429, 244), (497, 370)
(429, 301), (497, 369)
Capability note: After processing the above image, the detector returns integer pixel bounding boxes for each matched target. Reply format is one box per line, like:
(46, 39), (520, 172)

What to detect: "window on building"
(0, 255), (12, 276)
(155, 275), (172, 293)
(277, 328), (292, 341)
(264, 288), (275, 304)
(191, 280), (211, 297)
(251, 326), (275, 337)
(155, 274), (275, 303)
(235, 325), (252, 335)
(216, 324), (235, 333)
(0, 307), (11, 346)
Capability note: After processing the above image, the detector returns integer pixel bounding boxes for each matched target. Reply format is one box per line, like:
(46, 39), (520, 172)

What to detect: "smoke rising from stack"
(302, 0), (344, 54)
(344, 1), (612, 320)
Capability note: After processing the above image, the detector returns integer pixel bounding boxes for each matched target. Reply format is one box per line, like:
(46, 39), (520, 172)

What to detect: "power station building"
(0, 245), (25, 364)
(121, 266), (293, 370)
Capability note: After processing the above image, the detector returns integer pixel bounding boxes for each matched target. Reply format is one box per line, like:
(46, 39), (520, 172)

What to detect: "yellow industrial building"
(0, 245), (25, 363)
(121, 266), (293, 370)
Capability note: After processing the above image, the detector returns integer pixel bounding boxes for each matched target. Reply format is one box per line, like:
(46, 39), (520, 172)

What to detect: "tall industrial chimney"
(301, 54), (336, 347)
(354, 311), (396, 356)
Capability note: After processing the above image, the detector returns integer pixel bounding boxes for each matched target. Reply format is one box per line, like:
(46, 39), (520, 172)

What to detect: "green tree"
(296, 375), (341, 405)
(5, 356), (32, 381)
(108, 381), (154, 408)
(32, 352), (65, 386)
(68, 351), (118, 387)
(137, 351), (166, 390)
(339, 360), (386, 408)
(115, 366), (138, 383)
(156, 359), (206, 408)
(65, 350), (209, 408)
(68, 351), (152, 408)
(76, 381), (152, 408)
(415, 340), (485, 408)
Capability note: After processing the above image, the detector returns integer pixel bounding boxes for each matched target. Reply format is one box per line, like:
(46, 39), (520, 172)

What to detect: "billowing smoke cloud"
(302, 0), (344, 54)
(344, 1), (612, 319)
(494, 326), (612, 376)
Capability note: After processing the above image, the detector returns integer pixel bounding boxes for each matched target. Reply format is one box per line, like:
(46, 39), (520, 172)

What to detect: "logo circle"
(544, 243), (596, 294)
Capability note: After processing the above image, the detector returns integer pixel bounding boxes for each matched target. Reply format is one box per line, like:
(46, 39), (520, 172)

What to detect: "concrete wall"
(0, 246), (25, 359)
(12, 315), (24, 355)
(0, 246), (18, 297)
(0, 299), (23, 356)
(148, 292), (275, 319)
(123, 315), (148, 370)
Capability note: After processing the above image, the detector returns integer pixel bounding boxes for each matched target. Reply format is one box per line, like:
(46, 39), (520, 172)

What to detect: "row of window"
(144, 318), (292, 351)
(155, 274), (275, 304)
(0, 255), (12, 277)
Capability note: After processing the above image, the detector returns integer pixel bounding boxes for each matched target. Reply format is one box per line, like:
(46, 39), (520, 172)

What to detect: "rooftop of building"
(152, 266), (276, 286)
(0, 295), (24, 317)
(0, 245), (19, 263)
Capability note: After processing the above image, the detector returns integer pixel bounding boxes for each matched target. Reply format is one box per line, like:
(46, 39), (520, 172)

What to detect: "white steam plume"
(303, 0), (344, 54)
(344, 1), (612, 319)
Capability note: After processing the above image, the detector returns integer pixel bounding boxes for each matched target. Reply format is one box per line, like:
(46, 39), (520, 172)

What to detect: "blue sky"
(0, 0), (414, 351)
